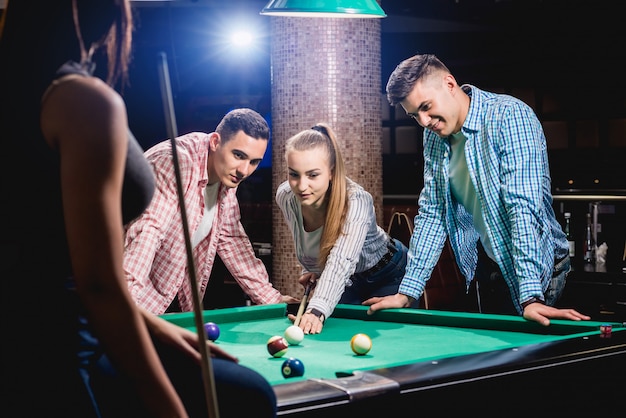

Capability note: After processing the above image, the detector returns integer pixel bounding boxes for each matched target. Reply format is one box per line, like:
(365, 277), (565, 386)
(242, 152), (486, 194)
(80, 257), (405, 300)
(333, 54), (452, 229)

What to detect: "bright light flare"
(230, 31), (254, 47)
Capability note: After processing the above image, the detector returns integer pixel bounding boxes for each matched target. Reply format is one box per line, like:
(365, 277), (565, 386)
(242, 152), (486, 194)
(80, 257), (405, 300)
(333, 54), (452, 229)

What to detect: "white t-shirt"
(300, 226), (322, 267)
(191, 182), (220, 248)
(448, 132), (494, 260)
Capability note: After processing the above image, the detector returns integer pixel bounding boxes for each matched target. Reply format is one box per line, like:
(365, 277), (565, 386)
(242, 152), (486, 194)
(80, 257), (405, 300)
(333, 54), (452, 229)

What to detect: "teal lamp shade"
(260, 0), (386, 18)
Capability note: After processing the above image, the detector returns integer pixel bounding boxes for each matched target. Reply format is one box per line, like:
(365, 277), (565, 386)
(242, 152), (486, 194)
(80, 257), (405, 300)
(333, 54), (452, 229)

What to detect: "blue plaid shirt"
(399, 85), (568, 314)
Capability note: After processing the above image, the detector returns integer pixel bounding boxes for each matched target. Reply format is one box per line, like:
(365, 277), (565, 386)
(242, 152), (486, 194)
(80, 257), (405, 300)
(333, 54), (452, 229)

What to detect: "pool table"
(162, 304), (625, 416)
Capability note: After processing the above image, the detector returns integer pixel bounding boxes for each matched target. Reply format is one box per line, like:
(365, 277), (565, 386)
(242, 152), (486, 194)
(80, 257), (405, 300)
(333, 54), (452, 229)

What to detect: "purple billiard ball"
(281, 357), (305, 378)
(203, 322), (220, 342)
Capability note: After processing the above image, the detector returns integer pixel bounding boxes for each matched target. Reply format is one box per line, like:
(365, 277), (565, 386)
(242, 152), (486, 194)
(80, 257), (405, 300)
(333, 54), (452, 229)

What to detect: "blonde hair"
(285, 123), (349, 268)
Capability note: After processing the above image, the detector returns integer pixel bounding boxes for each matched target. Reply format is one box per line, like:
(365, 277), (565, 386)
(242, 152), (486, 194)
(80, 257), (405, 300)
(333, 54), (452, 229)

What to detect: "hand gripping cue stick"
(157, 51), (219, 418)
(294, 283), (313, 327)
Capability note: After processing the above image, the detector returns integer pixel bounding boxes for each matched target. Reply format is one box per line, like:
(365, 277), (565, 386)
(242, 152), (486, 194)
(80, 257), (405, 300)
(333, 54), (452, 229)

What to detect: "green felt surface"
(161, 304), (622, 386)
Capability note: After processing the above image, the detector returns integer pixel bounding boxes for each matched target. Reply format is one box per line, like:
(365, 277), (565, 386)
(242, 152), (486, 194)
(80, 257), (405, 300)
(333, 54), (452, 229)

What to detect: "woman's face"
(287, 146), (332, 210)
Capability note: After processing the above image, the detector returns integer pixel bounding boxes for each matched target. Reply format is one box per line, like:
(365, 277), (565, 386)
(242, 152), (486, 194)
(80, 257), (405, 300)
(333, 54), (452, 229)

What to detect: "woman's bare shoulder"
(41, 75), (126, 147)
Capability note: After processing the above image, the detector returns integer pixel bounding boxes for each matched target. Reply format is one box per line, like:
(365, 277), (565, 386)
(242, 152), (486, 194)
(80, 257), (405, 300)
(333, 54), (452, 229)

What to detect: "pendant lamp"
(260, 0), (386, 18)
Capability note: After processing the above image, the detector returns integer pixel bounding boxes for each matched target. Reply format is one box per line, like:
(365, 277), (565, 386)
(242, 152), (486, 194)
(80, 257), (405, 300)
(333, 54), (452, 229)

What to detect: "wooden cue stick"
(157, 52), (219, 418)
(294, 283), (312, 327)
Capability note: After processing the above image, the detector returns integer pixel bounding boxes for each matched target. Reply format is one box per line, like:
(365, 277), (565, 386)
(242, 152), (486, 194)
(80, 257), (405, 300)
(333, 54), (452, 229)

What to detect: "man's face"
(208, 131), (267, 188)
(400, 73), (461, 137)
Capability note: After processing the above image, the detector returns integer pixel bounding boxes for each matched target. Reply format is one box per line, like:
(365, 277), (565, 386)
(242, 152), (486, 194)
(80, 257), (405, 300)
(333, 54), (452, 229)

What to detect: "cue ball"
(284, 325), (304, 345)
(281, 357), (305, 378)
(203, 322), (220, 342)
(267, 336), (289, 357)
(350, 333), (372, 355)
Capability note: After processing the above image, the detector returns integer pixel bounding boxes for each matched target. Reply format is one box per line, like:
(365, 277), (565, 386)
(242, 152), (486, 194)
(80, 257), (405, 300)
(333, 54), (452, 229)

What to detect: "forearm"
(220, 244), (282, 305)
(402, 215), (447, 299)
(123, 223), (163, 295)
(307, 256), (356, 318)
(499, 106), (549, 301)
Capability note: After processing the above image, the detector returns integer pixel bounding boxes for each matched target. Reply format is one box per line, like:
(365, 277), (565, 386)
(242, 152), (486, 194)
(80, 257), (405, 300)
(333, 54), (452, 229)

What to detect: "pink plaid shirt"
(123, 132), (282, 314)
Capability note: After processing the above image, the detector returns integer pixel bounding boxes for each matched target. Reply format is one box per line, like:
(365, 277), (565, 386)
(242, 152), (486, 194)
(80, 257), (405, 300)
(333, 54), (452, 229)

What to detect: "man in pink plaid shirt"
(124, 108), (298, 314)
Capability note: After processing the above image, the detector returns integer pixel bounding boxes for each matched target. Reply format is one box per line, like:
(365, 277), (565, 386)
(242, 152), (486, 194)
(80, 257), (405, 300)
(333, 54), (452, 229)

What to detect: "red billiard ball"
(267, 336), (289, 358)
(203, 322), (220, 342)
(350, 333), (372, 355)
(281, 357), (305, 378)
(600, 324), (612, 338)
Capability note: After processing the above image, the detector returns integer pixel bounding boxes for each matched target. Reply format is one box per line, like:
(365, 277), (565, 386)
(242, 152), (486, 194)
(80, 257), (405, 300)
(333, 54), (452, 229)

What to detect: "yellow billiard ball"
(350, 333), (372, 355)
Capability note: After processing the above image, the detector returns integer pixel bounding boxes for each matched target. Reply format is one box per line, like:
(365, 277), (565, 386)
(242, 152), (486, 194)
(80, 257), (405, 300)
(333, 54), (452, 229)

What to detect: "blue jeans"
(544, 254), (571, 307)
(340, 238), (408, 304)
(78, 314), (277, 417)
(475, 242), (570, 315)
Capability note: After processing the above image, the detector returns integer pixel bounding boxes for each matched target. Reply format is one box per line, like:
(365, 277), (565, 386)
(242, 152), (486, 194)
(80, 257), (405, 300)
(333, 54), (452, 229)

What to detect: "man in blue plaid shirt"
(365, 54), (589, 326)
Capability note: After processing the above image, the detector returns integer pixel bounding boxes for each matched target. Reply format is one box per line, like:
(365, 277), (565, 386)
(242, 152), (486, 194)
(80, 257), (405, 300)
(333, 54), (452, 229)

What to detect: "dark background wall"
(4, 0), (621, 268)
(118, 1), (626, 190)
(120, 0), (624, 268)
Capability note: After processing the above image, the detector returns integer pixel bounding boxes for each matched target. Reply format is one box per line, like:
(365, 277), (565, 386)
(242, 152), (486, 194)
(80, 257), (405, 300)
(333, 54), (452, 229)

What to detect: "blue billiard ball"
(203, 322), (220, 341)
(281, 357), (304, 378)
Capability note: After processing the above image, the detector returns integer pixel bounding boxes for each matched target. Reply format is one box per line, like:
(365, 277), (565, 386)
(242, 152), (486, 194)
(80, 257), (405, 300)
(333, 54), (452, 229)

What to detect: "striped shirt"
(276, 178), (390, 318)
(124, 132), (282, 314)
(399, 85), (568, 314)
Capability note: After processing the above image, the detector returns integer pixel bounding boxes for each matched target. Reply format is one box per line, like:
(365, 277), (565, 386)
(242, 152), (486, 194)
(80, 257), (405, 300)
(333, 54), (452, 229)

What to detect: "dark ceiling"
(132, 0), (621, 31)
(127, 0), (625, 95)
(380, 0), (609, 28)
(116, 0), (625, 145)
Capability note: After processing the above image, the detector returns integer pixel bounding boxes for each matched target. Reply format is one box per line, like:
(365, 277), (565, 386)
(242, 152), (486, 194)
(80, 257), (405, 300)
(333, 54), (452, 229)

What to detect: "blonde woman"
(277, 124), (409, 334)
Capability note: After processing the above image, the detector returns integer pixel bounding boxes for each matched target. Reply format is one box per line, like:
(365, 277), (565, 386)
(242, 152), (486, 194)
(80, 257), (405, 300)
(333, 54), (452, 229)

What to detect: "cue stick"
(294, 283), (313, 327)
(157, 52), (219, 418)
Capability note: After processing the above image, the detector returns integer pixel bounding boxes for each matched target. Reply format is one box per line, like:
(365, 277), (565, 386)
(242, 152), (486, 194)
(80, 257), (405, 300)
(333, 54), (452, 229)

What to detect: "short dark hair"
(386, 54), (450, 106)
(216, 108), (270, 142)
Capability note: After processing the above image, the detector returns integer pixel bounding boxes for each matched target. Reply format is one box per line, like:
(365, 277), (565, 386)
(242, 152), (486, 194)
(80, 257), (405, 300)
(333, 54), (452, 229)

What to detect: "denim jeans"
(544, 254), (571, 306)
(340, 238), (408, 304)
(475, 242), (570, 315)
(78, 304), (277, 417)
